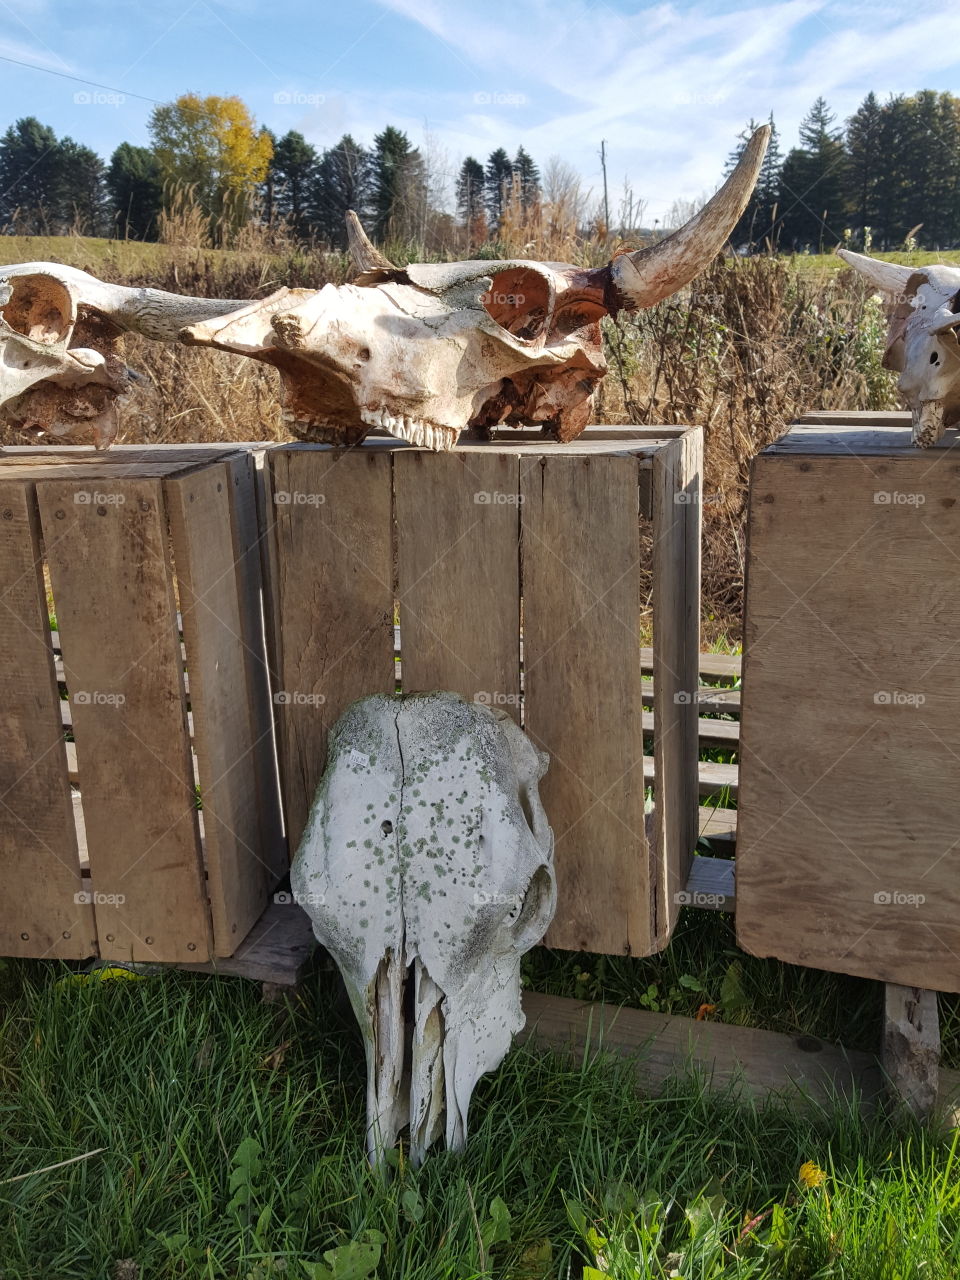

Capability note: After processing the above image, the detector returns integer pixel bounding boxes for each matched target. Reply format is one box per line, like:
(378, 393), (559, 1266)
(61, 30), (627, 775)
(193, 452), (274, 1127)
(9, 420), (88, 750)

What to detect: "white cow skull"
(290, 692), (555, 1165)
(0, 265), (248, 446)
(839, 249), (960, 446)
(1, 128), (768, 450)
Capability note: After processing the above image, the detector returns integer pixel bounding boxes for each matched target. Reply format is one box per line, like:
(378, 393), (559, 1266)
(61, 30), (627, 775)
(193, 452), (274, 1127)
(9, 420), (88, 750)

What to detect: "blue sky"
(2, 0), (960, 220)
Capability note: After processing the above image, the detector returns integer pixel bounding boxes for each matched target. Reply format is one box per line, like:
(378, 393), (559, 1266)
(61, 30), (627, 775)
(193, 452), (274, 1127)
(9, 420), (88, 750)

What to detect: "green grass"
(1, 960), (959, 1279)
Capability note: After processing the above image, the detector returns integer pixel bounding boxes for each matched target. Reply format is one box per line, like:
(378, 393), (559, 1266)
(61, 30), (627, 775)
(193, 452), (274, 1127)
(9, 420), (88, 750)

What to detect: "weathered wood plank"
(0, 478), (96, 958)
(37, 477), (211, 963)
(521, 453), (650, 955)
(179, 898), (316, 985)
(642, 709), (739, 747)
(737, 447), (960, 990)
(650, 430), (703, 945)
(882, 985), (940, 1119)
(395, 452), (520, 707)
(266, 448), (395, 852)
(165, 463), (269, 956)
(684, 855), (735, 911)
(640, 645), (740, 683)
(519, 992), (883, 1108)
(698, 805), (738, 845)
(643, 755), (738, 800)
(223, 451), (287, 886)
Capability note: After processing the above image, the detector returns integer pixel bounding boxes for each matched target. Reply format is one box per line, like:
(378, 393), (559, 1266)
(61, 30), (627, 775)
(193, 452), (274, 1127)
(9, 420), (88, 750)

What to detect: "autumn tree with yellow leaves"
(148, 93), (272, 240)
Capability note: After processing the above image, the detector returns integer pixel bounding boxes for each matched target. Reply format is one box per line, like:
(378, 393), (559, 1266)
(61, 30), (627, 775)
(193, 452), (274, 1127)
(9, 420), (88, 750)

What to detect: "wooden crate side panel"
(651, 430), (703, 945)
(37, 477), (211, 963)
(165, 463), (266, 957)
(395, 451), (520, 706)
(521, 454), (651, 955)
(225, 452), (287, 882)
(737, 453), (960, 991)
(0, 479), (96, 958)
(267, 449), (395, 852)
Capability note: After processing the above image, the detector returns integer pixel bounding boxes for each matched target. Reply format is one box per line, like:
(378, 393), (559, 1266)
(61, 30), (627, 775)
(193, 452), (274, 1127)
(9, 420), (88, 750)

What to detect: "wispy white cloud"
(367, 0), (960, 218)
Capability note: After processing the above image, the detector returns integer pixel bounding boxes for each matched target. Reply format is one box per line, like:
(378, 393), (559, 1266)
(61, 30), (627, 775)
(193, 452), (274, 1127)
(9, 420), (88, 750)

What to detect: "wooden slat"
(683, 855), (735, 911)
(640, 646), (740, 683)
(521, 453), (650, 955)
(698, 805), (737, 845)
(642, 709), (739, 748)
(795, 411), (911, 427)
(650, 429), (703, 944)
(0, 478), (96, 958)
(737, 445), (960, 990)
(640, 681), (741, 712)
(179, 899), (316, 985)
(395, 451), (520, 705)
(37, 476), (211, 963)
(644, 756), (738, 801)
(223, 451), (287, 884)
(519, 992), (883, 1109)
(165, 463), (270, 956)
(266, 448), (395, 851)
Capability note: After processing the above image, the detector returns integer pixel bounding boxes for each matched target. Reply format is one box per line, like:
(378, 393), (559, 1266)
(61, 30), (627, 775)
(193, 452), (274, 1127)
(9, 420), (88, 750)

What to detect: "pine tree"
(370, 126), (425, 241)
(0, 117), (60, 233)
(311, 134), (371, 245)
(845, 92), (883, 243)
(456, 156), (486, 248)
(778, 97), (847, 250)
(107, 143), (163, 239)
(512, 146), (540, 211)
(53, 138), (107, 234)
(271, 130), (319, 237)
(485, 147), (513, 227)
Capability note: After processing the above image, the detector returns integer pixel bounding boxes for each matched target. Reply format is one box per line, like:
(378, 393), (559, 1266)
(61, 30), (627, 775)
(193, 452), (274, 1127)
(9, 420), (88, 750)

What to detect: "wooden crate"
(262, 427), (703, 957)
(736, 420), (960, 991)
(0, 445), (285, 963)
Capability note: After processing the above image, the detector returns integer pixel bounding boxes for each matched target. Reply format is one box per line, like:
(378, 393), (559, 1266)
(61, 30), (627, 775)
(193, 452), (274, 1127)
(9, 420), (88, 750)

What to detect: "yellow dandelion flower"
(799, 1160), (827, 1189)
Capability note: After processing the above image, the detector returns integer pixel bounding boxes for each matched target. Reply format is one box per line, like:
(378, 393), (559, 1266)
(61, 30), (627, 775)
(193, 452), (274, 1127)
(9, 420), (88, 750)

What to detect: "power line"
(0, 54), (165, 108)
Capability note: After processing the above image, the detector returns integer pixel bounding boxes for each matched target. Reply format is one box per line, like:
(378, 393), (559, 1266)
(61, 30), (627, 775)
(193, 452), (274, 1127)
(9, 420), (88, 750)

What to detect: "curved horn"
(0, 262), (248, 341)
(836, 248), (916, 296)
(608, 125), (770, 311)
(345, 210), (396, 273)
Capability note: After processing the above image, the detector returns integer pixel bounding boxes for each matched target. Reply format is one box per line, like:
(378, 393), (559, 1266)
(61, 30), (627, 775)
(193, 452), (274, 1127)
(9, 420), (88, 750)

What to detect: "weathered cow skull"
(1, 128), (767, 450)
(0, 265), (247, 446)
(290, 692), (555, 1165)
(839, 249), (960, 446)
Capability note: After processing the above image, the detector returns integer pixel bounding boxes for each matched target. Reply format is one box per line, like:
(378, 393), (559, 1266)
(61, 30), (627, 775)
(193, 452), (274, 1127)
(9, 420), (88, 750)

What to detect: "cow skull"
(290, 691), (555, 1165)
(0, 264), (247, 446)
(0, 128), (767, 450)
(839, 249), (960, 446)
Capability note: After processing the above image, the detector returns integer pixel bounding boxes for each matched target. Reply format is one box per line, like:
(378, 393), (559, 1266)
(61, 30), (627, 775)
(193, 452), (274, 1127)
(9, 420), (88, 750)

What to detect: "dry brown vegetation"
(0, 233), (898, 635)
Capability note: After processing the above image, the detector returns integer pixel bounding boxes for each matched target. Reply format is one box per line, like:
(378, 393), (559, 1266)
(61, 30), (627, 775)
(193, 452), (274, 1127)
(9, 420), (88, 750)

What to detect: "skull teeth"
(361, 407), (459, 451)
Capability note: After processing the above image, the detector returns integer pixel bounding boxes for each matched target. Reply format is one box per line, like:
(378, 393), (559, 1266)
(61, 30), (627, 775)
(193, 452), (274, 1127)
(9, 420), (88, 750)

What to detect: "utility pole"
(600, 139), (610, 241)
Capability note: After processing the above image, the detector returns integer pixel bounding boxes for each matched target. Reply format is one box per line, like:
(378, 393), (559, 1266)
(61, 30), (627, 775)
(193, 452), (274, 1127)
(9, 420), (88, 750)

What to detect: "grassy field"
(1, 235), (957, 277)
(1, 957), (959, 1280)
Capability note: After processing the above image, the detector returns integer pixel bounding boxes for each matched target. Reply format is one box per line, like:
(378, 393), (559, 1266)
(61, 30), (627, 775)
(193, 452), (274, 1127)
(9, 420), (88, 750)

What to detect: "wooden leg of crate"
(881, 984), (939, 1119)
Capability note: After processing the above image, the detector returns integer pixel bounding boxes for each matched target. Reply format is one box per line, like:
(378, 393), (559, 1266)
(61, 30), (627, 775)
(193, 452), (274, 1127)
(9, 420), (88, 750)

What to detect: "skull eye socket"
(0, 275), (74, 344)
(482, 268), (550, 340)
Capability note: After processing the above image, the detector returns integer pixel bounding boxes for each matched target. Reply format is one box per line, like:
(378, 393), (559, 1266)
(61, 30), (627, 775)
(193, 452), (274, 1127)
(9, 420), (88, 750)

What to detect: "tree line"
(730, 90), (960, 252)
(3, 88), (960, 253)
(0, 93), (542, 251)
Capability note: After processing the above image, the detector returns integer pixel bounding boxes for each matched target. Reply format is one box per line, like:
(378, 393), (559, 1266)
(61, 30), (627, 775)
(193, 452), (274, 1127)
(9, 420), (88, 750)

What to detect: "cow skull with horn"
(1, 127), (768, 450)
(839, 248), (960, 446)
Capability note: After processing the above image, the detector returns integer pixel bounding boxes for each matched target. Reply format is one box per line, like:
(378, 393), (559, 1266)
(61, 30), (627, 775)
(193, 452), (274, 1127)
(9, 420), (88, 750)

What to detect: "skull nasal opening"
(481, 268), (550, 340)
(0, 275), (75, 344)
